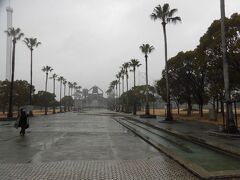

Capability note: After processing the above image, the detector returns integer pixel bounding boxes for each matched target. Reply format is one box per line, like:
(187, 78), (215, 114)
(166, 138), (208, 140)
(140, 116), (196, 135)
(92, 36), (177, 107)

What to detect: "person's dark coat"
(19, 111), (28, 128)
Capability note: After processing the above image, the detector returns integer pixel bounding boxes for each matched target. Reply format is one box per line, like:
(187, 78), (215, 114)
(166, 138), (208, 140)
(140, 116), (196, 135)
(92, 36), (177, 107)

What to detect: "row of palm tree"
(4, 27), (82, 117)
(108, 43), (154, 115)
(108, 3), (181, 119)
(110, 59), (141, 98)
(5, 27), (41, 118)
(41, 66), (81, 113)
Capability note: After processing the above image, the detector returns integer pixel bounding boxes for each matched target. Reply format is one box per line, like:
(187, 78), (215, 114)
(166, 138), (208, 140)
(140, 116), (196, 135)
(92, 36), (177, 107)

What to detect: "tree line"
(106, 4), (240, 126)
(156, 13), (240, 117)
(0, 28), (81, 117)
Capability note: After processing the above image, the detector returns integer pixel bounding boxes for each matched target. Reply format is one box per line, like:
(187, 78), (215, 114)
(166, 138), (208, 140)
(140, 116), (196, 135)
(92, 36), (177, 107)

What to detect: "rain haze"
(0, 0), (240, 99)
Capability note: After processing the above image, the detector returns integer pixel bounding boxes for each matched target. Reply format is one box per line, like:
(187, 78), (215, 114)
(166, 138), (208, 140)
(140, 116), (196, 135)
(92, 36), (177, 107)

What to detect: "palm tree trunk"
(7, 41), (15, 118)
(119, 79), (121, 97)
(145, 55), (149, 115)
(126, 73), (129, 92)
(29, 49), (33, 116)
(177, 103), (180, 115)
(122, 77), (124, 93)
(53, 78), (56, 114)
(126, 73), (129, 112)
(133, 68), (137, 115)
(64, 85), (66, 97)
(133, 68), (136, 87)
(162, 23), (173, 121)
(45, 72), (48, 92)
(220, 0), (237, 133)
(60, 81), (62, 112)
(64, 85), (66, 112)
(114, 85), (117, 111)
(29, 49), (33, 105)
(115, 85), (118, 98)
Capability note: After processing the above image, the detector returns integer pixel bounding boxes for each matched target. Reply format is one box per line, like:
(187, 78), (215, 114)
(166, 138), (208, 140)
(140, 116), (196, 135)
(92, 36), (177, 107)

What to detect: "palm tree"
(116, 73), (121, 97)
(50, 73), (58, 114)
(113, 80), (118, 110)
(63, 80), (68, 111)
(120, 68), (125, 94)
(113, 80), (118, 98)
(140, 44), (155, 116)
(129, 59), (141, 87)
(42, 66), (53, 92)
(123, 62), (130, 92)
(106, 85), (114, 98)
(122, 62), (130, 112)
(129, 59), (141, 115)
(5, 27), (24, 118)
(63, 80), (67, 97)
(68, 82), (72, 96)
(151, 3), (181, 121)
(23, 38), (41, 108)
(76, 85), (82, 93)
(72, 82), (77, 96)
(116, 73), (121, 111)
(58, 76), (65, 113)
(41, 67), (53, 115)
(110, 80), (118, 109)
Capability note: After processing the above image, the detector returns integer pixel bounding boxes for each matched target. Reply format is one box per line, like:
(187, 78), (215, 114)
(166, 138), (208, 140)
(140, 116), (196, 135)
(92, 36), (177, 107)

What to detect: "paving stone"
(0, 159), (198, 180)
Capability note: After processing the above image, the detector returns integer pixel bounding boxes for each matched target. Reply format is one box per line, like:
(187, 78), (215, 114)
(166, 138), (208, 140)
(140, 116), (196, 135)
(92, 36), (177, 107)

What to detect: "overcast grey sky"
(0, 0), (240, 99)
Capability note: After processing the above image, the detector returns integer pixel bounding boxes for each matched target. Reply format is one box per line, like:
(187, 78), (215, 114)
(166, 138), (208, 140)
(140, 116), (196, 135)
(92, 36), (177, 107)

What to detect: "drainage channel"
(115, 117), (240, 180)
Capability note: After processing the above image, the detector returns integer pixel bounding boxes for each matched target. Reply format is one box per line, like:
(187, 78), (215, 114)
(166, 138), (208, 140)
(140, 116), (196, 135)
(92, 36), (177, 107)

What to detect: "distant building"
(74, 86), (107, 110)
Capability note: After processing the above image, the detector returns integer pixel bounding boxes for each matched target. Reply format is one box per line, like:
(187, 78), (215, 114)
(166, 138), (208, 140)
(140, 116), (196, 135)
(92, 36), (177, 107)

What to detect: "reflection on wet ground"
(0, 109), (198, 180)
(0, 109), (161, 163)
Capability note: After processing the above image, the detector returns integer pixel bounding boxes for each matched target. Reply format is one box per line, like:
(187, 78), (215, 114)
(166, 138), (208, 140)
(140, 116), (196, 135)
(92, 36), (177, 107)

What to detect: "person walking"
(19, 109), (28, 136)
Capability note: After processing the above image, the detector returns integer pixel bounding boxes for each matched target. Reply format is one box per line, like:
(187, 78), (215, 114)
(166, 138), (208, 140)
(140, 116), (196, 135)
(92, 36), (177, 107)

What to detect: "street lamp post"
(220, 0), (238, 133)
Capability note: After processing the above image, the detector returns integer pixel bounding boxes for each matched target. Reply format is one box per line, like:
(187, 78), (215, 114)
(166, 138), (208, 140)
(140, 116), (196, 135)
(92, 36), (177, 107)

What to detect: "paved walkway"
(0, 109), (198, 180)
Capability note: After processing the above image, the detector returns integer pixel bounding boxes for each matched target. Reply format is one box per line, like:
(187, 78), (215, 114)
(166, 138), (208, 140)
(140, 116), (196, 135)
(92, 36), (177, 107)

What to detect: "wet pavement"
(0, 109), (198, 179)
(127, 114), (240, 155)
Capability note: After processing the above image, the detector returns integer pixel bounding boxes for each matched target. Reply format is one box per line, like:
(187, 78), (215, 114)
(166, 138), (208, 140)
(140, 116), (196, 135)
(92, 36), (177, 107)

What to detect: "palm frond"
(23, 38), (29, 44)
(155, 5), (162, 15)
(162, 3), (170, 14)
(4, 30), (11, 36)
(167, 16), (182, 24)
(140, 44), (154, 55)
(151, 4), (181, 25)
(58, 76), (64, 81)
(16, 32), (24, 40)
(24, 37), (41, 49)
(36, 42), (41, 47)
(53, 73), (58, 78)
(168, 8), (178, 18)
(150, 13), (158, 21)
(15, 28), (21, 34)
(149, 46), (155, 53)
